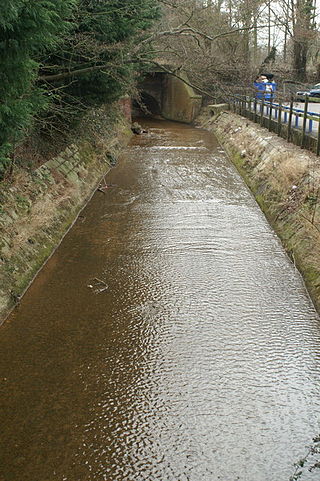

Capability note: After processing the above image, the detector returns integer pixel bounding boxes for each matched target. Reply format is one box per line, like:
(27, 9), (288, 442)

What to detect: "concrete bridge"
(134, 70), (202, 123)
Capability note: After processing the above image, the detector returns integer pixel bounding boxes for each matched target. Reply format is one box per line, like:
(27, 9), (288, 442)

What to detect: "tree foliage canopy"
(0, 0), (75, 172)
(0, 0), (160, 175)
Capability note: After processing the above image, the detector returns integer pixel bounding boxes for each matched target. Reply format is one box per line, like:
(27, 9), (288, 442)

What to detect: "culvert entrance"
(133, 92), (161, 117)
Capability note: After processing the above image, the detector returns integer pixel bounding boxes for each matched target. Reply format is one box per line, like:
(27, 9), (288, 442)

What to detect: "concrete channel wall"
(161, 74), (202, 123)
(197, 106), (320, 312)
(0, 104), (132, 323)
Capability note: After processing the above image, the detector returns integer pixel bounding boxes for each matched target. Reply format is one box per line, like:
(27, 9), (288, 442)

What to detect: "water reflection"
(1, 119), (320, 481)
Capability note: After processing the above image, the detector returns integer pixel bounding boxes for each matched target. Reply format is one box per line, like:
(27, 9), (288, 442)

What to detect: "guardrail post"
(301, 96), (309, 148)
(277, 102), (282, 136)
(287, 97), (294, 141)
(317, 116), (320, 156)
(260, 98), (265, 126)
(254, 99), (257, 123)
(268, 101), (273, 131)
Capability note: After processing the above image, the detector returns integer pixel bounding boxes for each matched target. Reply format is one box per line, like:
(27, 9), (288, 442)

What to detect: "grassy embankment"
(197, 107), (320, 312)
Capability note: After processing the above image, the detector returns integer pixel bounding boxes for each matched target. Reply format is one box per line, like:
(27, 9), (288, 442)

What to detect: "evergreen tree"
(0, 0), (75, 174)
(0, 0), (160, 176)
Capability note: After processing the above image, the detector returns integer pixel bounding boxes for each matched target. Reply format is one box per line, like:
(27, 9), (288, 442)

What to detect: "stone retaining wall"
(0, 105), (132, 323)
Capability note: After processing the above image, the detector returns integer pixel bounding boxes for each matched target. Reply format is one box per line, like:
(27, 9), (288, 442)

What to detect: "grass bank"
(197, 107), (320, 312)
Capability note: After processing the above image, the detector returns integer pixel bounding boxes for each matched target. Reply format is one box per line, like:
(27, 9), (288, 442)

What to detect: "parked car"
(309, 84), (320, 99)
(296, 83), (320, 101)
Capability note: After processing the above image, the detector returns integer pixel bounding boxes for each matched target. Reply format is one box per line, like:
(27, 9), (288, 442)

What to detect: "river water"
(1, 120), (320, 481)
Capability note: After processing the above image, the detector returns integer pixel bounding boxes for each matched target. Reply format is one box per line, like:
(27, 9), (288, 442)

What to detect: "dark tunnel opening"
(133, 92), (161, 118)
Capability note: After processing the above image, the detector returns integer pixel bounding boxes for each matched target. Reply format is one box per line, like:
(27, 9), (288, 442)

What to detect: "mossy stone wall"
(0, 105), (132, 323)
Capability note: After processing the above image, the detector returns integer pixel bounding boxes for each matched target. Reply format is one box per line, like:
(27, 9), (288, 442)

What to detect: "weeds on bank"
(290, 436), (320, 480)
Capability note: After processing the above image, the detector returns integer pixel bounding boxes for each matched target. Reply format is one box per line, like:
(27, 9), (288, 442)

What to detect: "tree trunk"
(292, 0), (314, 80)
(293, 40), (308, 80)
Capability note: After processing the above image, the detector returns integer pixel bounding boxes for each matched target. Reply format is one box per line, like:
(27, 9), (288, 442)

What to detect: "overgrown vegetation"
(290, 435), (320, 480)
(0, 0), (75, 174)
(0, 0), (160, 177)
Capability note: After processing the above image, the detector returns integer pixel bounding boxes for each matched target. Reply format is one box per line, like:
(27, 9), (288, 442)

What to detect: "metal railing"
(230, 95), (320, 156)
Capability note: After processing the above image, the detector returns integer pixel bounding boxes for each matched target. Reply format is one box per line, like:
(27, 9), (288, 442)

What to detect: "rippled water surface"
(1, 120), (320, 481)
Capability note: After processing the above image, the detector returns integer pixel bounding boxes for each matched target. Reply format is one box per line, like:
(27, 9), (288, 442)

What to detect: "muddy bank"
(197, 107), (320, 311)
(0, 104), (132, 323)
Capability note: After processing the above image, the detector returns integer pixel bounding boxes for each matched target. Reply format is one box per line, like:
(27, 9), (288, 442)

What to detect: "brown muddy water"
(1, 119), (320, 481)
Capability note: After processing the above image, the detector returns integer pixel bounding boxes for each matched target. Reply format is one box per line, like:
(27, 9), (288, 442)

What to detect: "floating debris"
(87, 277), (109, 294)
